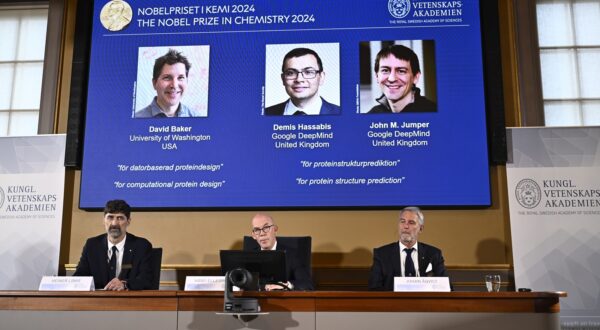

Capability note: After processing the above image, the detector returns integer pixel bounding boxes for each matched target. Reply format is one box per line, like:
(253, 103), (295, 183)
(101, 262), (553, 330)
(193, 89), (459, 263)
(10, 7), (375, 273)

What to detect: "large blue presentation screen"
(80, 0), (491, 209)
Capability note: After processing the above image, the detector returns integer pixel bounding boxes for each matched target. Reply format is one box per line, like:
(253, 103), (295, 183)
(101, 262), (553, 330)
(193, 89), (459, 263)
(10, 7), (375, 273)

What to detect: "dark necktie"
(293, 110), (307, 115)
(404, 248), (416, 277)
(108, 246), (118, 279)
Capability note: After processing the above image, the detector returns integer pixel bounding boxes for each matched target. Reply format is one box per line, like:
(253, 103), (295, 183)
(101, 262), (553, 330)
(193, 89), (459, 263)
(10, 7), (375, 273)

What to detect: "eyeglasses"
(282, 68), (321, 80)
(252, 224), (275, 235)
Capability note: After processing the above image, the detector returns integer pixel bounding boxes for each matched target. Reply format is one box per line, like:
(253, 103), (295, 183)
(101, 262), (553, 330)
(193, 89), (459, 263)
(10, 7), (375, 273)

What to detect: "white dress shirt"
(107, 235), (126, 279)
(399, 241), (420, 277)
(283, 97), (323, 116)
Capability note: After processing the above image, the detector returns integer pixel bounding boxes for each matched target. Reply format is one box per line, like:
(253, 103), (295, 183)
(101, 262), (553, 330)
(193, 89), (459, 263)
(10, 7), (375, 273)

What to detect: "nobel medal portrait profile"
(100, 0), (133, 32)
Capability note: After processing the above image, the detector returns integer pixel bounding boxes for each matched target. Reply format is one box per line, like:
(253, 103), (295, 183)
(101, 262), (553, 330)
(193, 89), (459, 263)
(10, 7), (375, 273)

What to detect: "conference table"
(0, 290), (565, 329)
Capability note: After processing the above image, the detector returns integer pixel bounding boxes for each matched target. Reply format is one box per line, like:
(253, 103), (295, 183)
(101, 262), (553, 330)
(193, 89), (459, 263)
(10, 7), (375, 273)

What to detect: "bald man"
(249, 214), (314, 291)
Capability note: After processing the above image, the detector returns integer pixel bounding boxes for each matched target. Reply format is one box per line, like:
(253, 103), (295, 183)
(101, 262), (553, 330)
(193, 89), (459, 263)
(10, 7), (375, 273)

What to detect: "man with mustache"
(135, 49), (200, 118)
(73, 200), (154, 290)
(368, 206), (448, 291)
(368, 45), (436, 113)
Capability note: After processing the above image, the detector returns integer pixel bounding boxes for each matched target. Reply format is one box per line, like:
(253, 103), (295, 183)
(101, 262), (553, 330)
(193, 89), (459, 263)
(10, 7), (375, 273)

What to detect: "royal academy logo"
(388, 0), (411, 19)
(515, 179), (542, 209)
(100, 0), (133, 32)
(0, 186), (5, 210)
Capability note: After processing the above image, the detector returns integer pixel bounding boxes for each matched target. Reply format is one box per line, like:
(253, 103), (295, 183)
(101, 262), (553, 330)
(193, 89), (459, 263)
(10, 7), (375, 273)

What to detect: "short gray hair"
(400, 206), (424, 225)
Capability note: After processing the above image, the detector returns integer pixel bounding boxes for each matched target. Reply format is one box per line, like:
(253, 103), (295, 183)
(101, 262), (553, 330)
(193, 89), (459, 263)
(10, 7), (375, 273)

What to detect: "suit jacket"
(265, 97), (341, 116)
(73, 233), (154, 290)
(251, 241), (314, 291)
(368, 241), (448, 291)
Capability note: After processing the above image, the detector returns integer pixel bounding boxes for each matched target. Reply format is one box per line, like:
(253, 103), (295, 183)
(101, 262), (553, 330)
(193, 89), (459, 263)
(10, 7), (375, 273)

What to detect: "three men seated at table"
(73, 201), (445, 291)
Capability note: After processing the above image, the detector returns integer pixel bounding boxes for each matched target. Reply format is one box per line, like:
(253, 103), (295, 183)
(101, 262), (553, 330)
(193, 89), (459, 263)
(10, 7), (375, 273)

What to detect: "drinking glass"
(485, 275), (501, 292)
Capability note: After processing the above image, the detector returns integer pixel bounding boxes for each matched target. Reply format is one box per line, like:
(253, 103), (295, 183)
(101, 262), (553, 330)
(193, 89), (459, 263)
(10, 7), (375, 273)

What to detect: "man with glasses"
(368, 207), (448, 291)
(368, 44), (436, 113)
(265, 47), (341, 116)
(73, 200), (154, 290)
(250, 214), (314, 290)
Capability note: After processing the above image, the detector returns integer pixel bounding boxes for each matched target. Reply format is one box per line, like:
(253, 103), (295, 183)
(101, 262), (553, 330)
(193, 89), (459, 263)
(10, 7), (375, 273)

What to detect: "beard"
(400, 233), (415, 245)
(108, 226), (122, 238)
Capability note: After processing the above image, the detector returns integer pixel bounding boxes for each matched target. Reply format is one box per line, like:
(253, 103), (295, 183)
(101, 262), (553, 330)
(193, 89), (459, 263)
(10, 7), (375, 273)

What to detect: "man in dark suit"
(250, 213), (314, 290)
(265, 47), (341, 116)
(73, 200), (153, 290)
(368, 207), (448, 291)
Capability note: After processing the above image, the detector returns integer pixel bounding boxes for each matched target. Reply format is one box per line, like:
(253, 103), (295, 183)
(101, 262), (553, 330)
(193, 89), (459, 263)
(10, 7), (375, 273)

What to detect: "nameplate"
(184, 276), (240, 291)
(394, 277), (451, 292)
(38, 276), (95, 291)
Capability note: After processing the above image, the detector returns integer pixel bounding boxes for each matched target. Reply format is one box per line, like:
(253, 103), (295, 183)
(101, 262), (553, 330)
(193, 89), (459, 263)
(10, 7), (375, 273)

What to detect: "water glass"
(485, 274), (501, 292)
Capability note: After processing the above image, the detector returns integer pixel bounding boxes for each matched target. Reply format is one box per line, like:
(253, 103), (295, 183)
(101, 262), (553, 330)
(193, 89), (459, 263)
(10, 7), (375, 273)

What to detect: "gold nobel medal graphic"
(100, 0), (132, 31)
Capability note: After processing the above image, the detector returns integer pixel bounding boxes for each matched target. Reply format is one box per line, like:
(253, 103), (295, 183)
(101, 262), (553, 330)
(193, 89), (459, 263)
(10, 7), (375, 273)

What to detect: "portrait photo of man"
(134, 45), (210, 118)
(264, 43), (341, 116)
(359, 40), (437, 114)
